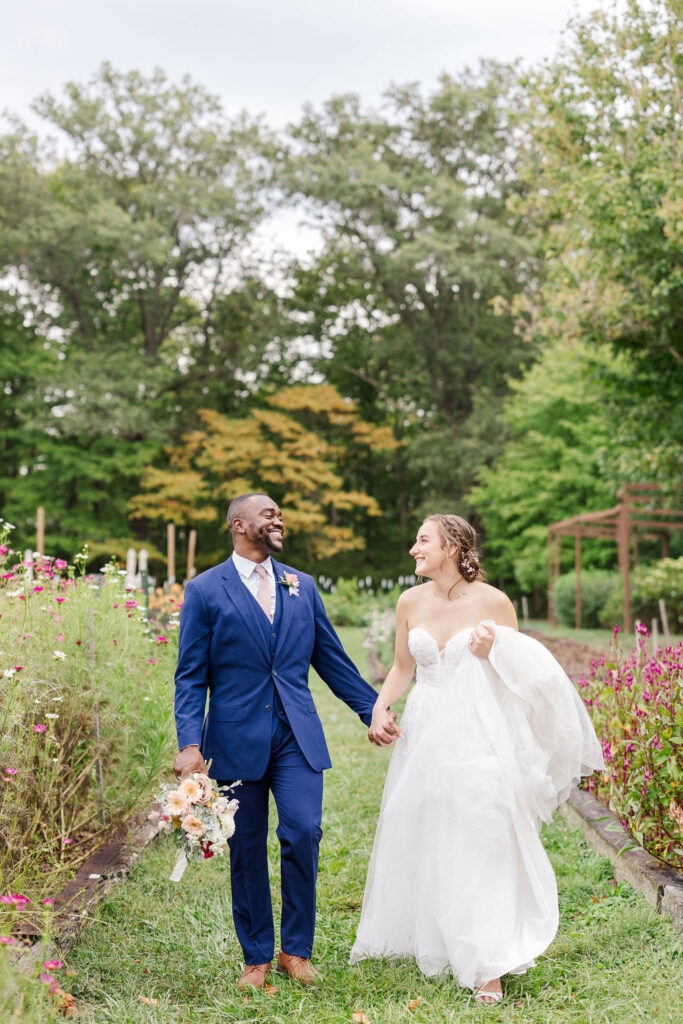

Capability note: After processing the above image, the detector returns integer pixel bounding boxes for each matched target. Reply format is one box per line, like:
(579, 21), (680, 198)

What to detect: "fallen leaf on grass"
(408, 997), (423, 1010)
(352, 1014), (370, 1023)
(264, 984), (279, 996)
(139, 995), (159, 1006)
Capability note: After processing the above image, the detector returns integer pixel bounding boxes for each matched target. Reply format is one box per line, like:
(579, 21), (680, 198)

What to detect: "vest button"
(272, 670), (278, 676)
(265, 705), (271, 711)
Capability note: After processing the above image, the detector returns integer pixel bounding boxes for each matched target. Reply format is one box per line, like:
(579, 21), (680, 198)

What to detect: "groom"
(173, 493), (397, 990)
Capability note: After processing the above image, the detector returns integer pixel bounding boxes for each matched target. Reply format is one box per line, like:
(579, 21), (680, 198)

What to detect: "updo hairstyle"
(423, 513), (486, 582)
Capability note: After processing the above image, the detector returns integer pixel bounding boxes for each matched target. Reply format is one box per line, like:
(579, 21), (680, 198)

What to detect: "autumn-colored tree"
(129, 384), (397, 567)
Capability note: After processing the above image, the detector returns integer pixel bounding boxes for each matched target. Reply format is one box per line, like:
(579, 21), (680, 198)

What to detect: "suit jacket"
(174, 556), (379, 779)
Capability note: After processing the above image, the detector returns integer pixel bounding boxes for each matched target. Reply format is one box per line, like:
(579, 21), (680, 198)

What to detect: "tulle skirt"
(350, 627), (603, 989)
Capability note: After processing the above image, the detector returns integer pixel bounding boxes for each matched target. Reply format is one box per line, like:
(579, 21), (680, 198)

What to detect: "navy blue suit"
(174, 555), (378, 962)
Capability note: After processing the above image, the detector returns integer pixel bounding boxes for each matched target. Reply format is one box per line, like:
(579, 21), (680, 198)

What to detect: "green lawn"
(40, 628), (683, 1022)
(526, 619), (683, 652)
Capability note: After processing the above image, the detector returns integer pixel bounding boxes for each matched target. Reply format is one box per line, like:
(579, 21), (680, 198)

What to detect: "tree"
(281, 64), (539, 533)
(516, 0), (683, 487)
(129, 384), (397, 569)
(470, 341), (626, 595)
(0, 65), (269, 555)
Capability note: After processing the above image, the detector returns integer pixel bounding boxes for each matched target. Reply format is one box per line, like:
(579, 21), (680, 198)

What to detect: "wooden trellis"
(547, 484), (683, 631)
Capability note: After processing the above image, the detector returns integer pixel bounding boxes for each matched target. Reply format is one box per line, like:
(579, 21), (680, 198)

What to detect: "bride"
(352, 513), (604, 1006)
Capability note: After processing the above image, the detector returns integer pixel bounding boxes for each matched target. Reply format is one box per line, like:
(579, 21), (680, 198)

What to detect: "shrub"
(551, 570), (619, 628)
(0, 524), (178, 917)
(321, 577), (396, 627)
(579, 626), (683, 868)
(600, 557), (683, 632)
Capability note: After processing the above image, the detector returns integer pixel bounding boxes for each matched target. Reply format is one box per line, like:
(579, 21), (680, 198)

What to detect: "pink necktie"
(254, 564), (272, 622)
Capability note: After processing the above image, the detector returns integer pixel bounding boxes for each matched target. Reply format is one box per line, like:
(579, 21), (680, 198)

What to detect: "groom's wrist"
(179, 743), (200, 752)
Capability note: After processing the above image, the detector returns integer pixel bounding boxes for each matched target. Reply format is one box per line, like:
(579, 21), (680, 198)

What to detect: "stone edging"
(560, 787), (683, 936)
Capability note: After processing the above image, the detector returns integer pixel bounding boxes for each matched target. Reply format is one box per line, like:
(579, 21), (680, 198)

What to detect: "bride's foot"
(474, 979), (503, 1006)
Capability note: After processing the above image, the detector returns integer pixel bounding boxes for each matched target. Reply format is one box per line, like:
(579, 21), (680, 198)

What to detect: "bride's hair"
(423, 513), (486, 583)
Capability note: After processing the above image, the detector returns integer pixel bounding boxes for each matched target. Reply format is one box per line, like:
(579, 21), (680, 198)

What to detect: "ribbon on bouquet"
(170, 849), (188, 883)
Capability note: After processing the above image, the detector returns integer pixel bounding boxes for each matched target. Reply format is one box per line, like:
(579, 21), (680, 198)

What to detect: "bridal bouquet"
(152, 773), (240, 881)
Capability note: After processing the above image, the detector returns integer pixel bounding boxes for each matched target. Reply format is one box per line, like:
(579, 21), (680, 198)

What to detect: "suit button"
(272, 633), (277, 639)
(265, 705), (271, 711)
(272, 670), (278, 676)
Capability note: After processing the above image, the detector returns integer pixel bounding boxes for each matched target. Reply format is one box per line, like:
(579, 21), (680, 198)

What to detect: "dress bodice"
(408, 626), (472, 687)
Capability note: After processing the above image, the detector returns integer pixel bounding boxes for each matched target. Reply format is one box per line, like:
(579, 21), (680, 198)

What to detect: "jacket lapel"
(271, 558), (296, 661)
(220, 558), (270, 662)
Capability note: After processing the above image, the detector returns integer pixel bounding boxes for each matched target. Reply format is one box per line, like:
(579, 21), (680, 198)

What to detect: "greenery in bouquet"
(579, 625), (683, 868)
(154, 774), (239, 870)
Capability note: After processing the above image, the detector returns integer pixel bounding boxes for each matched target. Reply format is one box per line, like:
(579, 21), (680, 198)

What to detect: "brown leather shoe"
(237, 962), (272, 990)
(276, 951), (322, 985)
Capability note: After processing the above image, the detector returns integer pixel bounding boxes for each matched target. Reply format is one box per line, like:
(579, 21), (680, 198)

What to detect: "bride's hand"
(468, 621), (495, 659)
(368, 706), (401, 746)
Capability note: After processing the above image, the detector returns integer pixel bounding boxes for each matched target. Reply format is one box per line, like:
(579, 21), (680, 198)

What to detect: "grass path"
(61, 628), (682, 1023)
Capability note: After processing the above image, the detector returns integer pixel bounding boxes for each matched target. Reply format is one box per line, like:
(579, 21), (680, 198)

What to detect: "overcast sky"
(4, 0), (608, 128)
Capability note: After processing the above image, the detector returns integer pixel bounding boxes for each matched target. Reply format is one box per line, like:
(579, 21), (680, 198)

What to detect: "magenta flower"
(43, 959), (64, 970)
(41, 898), (54, 907)
(0, 894), (30, 906)
(0, 936), (16, 945)
(33, 724), (47, 733)
(156, 636), (168, 645)
(39, 973), (59, 993)
(4, 768), (16, 776)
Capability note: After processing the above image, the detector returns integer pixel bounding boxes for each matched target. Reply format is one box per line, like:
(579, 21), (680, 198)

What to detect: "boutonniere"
(278, 572), (300, 597)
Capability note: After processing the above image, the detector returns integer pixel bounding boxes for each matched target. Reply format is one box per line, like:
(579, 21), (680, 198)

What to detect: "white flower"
(53, 650), (66, 660)
(3, 669), (16, 678)
(45, 713), (59, 720)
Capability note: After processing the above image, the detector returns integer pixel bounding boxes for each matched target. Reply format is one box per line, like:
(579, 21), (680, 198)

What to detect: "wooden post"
(659, 599), (670, 646)
(186, 529), (197, 582)
(547, 530), (554, 623)
(36, 506), (45, 556)
(651, 617), (659, 654)
(139, 548), (149, 616)
(167, 523), (176, 585)
(521, 595), (529, 627)
(617, 490), (631, 632)
(574, 533), (582, 630)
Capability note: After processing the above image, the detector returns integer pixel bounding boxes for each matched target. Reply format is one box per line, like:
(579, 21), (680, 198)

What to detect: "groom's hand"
(368, 708), (400, 747)
(173, 744), (207, 779)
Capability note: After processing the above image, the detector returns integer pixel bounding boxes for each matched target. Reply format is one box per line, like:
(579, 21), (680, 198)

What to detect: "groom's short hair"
(227, 492), (271, 530)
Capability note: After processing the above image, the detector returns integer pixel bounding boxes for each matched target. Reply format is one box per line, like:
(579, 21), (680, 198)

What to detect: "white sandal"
(474, 987), (503, 1006)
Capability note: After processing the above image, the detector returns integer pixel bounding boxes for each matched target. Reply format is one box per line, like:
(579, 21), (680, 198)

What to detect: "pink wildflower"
(43, 959), (63, 970)
(156, 635), (168, 644)
(0, 894), (30, 906)
(0, 936), (16, 945)
(33, 724), (47, 733)
(40, 973), (59, 993)
(41, 898), (54, 907)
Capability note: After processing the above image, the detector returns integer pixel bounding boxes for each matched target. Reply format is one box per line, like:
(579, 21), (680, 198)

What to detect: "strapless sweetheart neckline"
(408, 624), (476, 655)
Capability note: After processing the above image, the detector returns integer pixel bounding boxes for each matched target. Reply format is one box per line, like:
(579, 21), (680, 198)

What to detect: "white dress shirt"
(231, 552), (277, 619)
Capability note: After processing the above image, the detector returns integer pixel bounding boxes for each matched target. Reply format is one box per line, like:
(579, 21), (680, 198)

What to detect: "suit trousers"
(222, 693), (323, 964)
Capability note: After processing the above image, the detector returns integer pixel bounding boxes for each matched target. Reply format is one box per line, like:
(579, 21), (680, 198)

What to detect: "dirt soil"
(524, 630), (605, 682)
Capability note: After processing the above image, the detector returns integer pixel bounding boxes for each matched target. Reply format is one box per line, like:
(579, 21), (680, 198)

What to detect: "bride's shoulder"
(473, 582), (517, 626)
(396, 582), (429, 610)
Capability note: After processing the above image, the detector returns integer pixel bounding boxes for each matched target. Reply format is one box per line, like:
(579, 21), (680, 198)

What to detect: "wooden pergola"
(547, 483), (683, 631)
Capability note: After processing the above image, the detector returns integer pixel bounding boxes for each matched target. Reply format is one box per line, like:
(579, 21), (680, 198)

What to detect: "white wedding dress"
(350, 624), (604, 989)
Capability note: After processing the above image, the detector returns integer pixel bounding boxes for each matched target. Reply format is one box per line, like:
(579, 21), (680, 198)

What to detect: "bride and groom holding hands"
(173, 492), (603, 1007)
